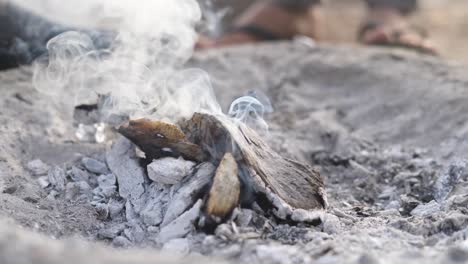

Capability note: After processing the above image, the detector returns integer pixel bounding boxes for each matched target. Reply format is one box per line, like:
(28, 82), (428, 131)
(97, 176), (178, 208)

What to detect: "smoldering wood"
(205, 152), (241, 221)
(118, 112), (326, 223)
(181, 113), (327, 213)
(118, 119), (208, 162)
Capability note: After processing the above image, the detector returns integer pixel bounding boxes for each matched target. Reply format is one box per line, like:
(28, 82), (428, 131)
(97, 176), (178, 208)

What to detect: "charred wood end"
(204, 152), (241, 222)
(117, 118), (207, 162)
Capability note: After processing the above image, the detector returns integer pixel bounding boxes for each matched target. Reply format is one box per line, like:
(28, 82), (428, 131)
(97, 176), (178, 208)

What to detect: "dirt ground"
(1, 1), (468, 263)
(2, 43), (468, 263)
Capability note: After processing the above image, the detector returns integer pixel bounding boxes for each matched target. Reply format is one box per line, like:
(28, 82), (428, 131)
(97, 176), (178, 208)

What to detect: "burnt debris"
(118, 113), (327, 226)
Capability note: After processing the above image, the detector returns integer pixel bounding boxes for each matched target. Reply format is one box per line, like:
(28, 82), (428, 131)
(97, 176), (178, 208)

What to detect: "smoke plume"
(19, 0), (270, 136)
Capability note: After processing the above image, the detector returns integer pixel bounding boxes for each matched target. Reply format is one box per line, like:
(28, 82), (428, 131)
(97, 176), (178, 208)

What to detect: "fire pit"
(41, 105), (327, 246)
(118, 113), (326, 224)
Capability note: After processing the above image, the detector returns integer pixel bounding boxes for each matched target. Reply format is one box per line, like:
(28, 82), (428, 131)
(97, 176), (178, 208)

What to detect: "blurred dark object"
(366, 0), (417, 14)
(0, 2), (114, 70)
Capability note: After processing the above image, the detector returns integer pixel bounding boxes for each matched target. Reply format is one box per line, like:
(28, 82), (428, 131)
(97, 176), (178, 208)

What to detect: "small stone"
(47, 166), (66, 191)
(37, 176), (50, 189)
(124, 224), (145, 244)
(162, 238), (190, 255)
(82, 157), (109, 175)
(157, 199), (202, 243)
(147, 157), (195, 185)
(26, 159), (50, 176)
(108, 198), (125, 219)
(70, 166), (90, 182)
(411, 200), (441, 217)
(95, 203), (109, 220)
(97, 223), (126, 239)
(112, 236), (133, 248)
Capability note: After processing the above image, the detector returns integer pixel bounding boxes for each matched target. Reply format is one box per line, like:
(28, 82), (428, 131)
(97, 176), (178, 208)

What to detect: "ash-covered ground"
(1, 43), (468, 263)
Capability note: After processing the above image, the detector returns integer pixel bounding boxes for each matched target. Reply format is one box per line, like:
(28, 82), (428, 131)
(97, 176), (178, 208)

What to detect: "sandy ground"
(1, 42), (468, 263)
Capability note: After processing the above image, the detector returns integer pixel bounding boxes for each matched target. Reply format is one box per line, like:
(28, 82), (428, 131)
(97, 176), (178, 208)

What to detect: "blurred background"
(207, 0), (468, 64)
(9, 0), (468, 64)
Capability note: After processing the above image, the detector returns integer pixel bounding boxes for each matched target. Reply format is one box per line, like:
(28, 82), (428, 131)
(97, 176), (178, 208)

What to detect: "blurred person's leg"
(197, 0), (321, 48)
(198, 0), (436, 55)
(0, 1), (113, 70)
(360, 0), (436, 54)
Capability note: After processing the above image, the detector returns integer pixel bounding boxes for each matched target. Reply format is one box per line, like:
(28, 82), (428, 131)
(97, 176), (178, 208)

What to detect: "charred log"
(118, 119), (207, 162)
(118, 113), (327, 223)
(204, 152), (241, 223)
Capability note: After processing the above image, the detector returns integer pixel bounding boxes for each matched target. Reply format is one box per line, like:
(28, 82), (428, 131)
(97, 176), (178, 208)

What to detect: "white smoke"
(22, 0), (270, 137)
(229, 91), (273, 136)
(28, 0), (216, 121)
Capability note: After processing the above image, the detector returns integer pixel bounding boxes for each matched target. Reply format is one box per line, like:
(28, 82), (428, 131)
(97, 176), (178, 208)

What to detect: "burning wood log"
(118, 113), (327, 224)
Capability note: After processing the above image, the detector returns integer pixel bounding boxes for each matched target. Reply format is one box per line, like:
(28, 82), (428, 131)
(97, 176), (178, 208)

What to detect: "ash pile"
(29, 112), (327, 254)
(25, 101), (468, 263)
(27, 115), (468, 262)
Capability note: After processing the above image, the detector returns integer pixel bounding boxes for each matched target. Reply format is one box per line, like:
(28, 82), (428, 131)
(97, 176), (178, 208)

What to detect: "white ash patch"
(147, 157), (195, 185)
(30, 134), (468, 262)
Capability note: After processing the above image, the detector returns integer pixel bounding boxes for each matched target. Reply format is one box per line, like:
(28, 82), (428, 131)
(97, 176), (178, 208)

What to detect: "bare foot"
(196, 0), (321, 49)
(359, 7), (437, 55)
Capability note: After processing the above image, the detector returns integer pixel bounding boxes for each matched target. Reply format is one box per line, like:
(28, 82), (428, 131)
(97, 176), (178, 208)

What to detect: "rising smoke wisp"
(25, 0), (270, 135)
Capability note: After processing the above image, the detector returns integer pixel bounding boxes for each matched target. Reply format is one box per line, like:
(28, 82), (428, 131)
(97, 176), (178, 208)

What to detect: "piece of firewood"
(181, 113), (327, 220)
(204, 152), (241, 222)
(118, 119), (207, 162)
(119, 113), (327, 222)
